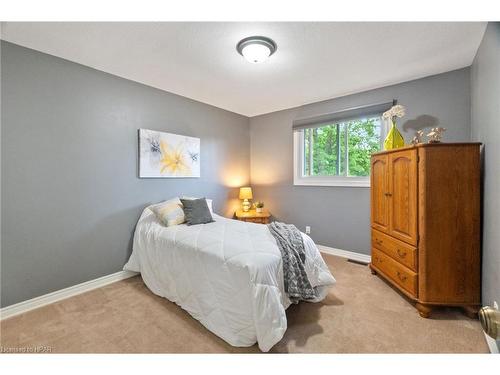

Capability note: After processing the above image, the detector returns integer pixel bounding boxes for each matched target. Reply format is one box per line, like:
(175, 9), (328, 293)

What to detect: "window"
(294, 111), (387, 187)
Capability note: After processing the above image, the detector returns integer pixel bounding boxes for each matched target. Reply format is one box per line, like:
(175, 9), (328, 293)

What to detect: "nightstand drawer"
(241, 217), (269, 224)
(235, 209), (271, 224)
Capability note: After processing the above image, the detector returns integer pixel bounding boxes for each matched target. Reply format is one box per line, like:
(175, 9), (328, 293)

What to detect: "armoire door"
(370, 154), (389, 233)
(388, 149), (418, 245)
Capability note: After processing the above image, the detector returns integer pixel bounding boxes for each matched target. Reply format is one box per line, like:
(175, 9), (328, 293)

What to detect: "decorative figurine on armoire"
(427, 127), (447, 143)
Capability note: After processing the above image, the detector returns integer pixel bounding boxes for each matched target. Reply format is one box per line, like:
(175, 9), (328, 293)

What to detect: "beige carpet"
(0, 254), (488, 353)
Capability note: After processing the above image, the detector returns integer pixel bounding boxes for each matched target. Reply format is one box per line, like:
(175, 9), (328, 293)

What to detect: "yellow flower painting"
(159, 141), (191, 175)
(139, 129), (200, 178)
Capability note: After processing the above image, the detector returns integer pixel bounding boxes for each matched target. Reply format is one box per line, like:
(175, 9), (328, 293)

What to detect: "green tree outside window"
(303, 116), (381, 177)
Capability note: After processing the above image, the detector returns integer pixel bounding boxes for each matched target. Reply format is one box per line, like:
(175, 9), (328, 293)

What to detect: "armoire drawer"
(371, 248), (418, 297)
(372, 229), (417, 271)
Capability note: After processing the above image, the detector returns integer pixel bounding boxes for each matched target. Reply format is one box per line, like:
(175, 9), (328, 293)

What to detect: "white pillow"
(206, 199), (213, 214)
(150, 197), (185, 226)
(181, 196), (214, 214)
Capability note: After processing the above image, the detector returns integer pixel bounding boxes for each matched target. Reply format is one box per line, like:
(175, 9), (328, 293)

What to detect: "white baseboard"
(0, 270), (138, 320)
(483, 332), (500, 354)
(318, 245), (371, 264)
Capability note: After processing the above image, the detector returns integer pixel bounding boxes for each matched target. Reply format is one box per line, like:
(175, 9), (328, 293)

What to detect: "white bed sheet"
(124, 207), (336, 351)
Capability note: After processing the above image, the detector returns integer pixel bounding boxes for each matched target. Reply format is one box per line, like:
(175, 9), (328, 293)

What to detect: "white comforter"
(124, 208), (336, 351)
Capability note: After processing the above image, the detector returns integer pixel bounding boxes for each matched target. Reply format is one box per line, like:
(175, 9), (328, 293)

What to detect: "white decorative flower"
(383, 104), (406, 119)
(392, 104), (406, 117)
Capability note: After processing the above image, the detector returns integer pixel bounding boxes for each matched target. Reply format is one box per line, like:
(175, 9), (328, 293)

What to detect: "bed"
(124, 206), (336, 352)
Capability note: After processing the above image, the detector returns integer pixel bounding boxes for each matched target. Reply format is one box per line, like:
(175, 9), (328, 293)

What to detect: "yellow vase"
(384, 120), (405, 150)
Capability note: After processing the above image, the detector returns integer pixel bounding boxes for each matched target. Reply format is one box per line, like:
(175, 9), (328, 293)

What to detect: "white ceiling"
(1, 22), (487, 117)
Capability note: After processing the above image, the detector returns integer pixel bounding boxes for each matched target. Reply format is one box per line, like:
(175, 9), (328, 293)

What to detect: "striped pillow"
(150, 197), (185, 226)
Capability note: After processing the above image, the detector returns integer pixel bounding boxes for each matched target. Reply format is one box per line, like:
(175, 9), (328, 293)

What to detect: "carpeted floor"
(0, 254), (489, 353)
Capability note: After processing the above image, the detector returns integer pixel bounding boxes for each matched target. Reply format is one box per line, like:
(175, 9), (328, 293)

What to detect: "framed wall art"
(139, 128), (200, 178)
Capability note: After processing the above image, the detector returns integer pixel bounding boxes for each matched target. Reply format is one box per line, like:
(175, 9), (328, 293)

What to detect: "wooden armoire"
(369, 143), (481, 318)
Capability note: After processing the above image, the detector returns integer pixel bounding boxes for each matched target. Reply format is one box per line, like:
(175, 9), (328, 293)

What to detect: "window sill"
(293, 177), (370, 188)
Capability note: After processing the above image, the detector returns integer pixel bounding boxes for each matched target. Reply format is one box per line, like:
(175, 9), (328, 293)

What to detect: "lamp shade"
(239, 187), (253, 200)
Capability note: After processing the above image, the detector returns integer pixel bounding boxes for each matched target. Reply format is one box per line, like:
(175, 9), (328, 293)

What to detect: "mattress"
(124, 207), (336, 351)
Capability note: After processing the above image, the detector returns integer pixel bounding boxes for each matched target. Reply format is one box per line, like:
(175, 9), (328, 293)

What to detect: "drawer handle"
(384, 192), (392, 197)
(396, 249), (407, 258)
(375, 239), (383, 245)
(396, 271), (407, 282)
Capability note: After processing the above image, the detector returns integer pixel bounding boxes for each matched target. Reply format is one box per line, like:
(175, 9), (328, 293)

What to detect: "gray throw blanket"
(268, 222), (318, 303)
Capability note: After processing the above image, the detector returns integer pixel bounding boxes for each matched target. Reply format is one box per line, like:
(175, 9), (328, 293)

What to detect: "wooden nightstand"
(235, 209), (271, 224)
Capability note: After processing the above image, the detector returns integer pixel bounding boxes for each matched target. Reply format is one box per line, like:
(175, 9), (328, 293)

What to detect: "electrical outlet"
(494, 301), (499, 310)
(305, 226), (311, 234)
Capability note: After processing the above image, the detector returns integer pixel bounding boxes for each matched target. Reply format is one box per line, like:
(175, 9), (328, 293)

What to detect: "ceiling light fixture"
(236, 36), (277, 64)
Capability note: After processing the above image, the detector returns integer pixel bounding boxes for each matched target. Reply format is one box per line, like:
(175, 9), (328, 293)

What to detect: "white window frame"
(293, 116), (387, 188)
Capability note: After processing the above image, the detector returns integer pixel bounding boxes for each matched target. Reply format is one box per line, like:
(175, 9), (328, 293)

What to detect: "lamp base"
(242, 199), (251, 212)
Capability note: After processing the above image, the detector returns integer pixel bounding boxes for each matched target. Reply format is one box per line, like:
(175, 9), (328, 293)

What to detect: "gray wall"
(250, 68), (472, 254)
(471, 22), (500, 309)
(1, 41), (250, 307)
(0, 39), (485, 308)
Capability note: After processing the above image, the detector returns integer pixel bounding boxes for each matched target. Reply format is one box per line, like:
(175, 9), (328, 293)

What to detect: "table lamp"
(239, 187), (253, 212)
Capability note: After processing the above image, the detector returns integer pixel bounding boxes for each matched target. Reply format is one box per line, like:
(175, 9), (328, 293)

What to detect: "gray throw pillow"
(180, 198), (215, 226)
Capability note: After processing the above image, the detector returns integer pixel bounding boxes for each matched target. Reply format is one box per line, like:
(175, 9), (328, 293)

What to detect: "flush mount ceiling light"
(236, 36), (277, 64)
